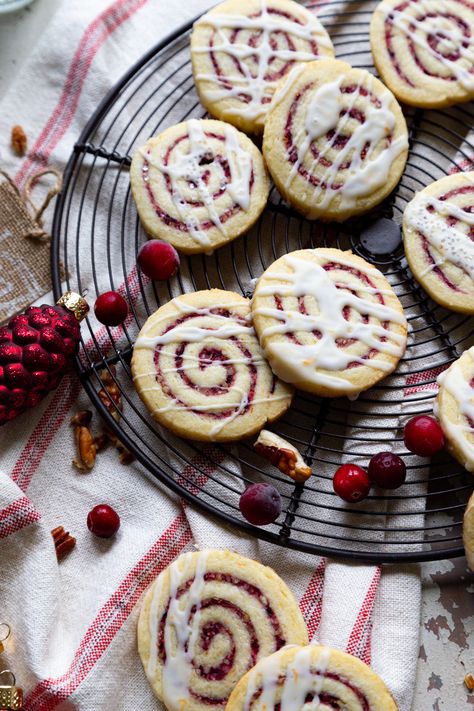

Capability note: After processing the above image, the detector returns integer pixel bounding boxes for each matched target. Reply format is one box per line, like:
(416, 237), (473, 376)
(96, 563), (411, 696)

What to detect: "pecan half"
(71, 410), (96, 471)
(51, 525), (76, 561)
(104, 425), (134, 465)
(254, 430), (312, 483)
(98, 366), (122, 423)
(11, 124), (27, 156)
(465, 673), (474, 691)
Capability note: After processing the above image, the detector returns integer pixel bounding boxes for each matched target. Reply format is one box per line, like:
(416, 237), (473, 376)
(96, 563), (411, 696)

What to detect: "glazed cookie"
(226, 644), (398, 710)
(251, 248), (408, 398)
(262, 59), (409, 222)
(403, 172), (474, 314)
(130, 119), (270, 254)
(137, 550), (309, 711)
(370, 0), (474, 109)
(191, 0), (334, 135)
(435, 346), (474, 473)
(131, 290), (293, 441)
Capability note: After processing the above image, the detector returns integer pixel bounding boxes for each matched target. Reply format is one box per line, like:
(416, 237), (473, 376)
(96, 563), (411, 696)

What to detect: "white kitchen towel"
(0, 1), (425, 710)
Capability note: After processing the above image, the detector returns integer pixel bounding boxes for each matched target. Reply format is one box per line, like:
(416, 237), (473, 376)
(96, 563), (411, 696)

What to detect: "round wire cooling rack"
(52, 0), (474, 564)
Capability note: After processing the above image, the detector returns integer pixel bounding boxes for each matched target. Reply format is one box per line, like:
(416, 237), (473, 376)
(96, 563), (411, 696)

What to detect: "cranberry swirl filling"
(157, 572), (287, 706)
(383, 0), (474, 87)
(284, 82), (395, 191)
(142, 128), (254, 236)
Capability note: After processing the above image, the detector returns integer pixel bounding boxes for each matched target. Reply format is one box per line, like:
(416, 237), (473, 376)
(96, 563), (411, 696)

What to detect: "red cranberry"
(333, 464), (371, 503)
(87, 504), (120, 538)
(137, 240), (180, 281)
(368, 452), (406, 489)
(239, 483), (282, 526)
(94, 291), (128, 326)
(404, 415), (445, 457)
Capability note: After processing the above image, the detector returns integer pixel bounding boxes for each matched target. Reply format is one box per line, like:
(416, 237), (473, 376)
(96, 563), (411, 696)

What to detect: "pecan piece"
(465, 673), (474, 691)
(254, 430), (312, 483)
(11, 124), (27, 156)
(98, 366), (122, 423)
(104, 425), (134, 465)
(51, 525), (76, 561)
(71, 410), (97, 471)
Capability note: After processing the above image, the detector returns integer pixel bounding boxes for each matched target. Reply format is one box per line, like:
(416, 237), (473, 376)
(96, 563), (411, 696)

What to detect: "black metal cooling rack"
(51, 0), (474, 564)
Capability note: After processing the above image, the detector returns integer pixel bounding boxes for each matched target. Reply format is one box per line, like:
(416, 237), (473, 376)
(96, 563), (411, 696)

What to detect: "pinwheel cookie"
(226, 644), (398, 710)
(371, 0), (474, 109)
(137, 550), (308, 711)
(435, 345), (474, 473)
(251, 248), (408, 398)
(263, 59), (409, 222)
(403, 172), (474, 314)
(130, 119), (270, 254)
(191, 0), (334, 135)
(131, 290), (293, 441)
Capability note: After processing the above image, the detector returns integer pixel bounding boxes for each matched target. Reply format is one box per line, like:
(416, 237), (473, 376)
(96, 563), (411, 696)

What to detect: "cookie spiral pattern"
(130, 119), (270, 254)
(225, 645), (398, 710)
(251, 248), (408, 398)
(435, 345), (474, 473)
(131, 290), (293, 441)
(137, 550), (309, 711)
(262, 59), (408, 222)
(403, 172), (474, 314)
(371, 0), (474, 108)
(191, 0), (334, 135)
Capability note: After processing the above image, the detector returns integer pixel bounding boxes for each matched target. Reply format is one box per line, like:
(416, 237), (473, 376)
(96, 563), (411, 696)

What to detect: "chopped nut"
(93, 433), (109, 452)
(11, 124), (27, 156)
(465, 673), (474, 691)
(51, 525), (76, 561)
(254, 430), (312, 484)
(98, 366), (122, 423)
(104, 425), (134, 465)
(71, 410), (96, 471)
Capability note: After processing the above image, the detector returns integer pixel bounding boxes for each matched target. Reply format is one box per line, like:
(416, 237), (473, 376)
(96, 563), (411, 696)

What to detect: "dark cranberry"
(239, 483), (282, 526)
(368, 452), (406, 489)
(87, 504), (120, 538)
(404, 415), (445, 457)
(137, 240), (180, 281)
(94, 291), (129, 326)
(333, 464), (371, 503)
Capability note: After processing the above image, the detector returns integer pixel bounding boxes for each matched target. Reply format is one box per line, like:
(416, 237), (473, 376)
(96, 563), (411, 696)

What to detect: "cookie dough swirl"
(130, 119), (270, 254)
(191, 0), (335, 134)
(131, 290), (293, 441)
(251, 249), (408, 398)
(137, 550), (309, 711)
(262, 59), (408, 222)
(371, 0), (474, 108)
(403, 172), (474, 314)
(435, 346), (474, 473)
(226, 645), (399, 710)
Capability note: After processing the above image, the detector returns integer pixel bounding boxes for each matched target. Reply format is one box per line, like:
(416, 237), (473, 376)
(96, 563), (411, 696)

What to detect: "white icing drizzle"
(378, 0), (474, 90)
(254, 255), (406, 391)
(135, 299), (289, 436)
(285, 72), (408, 209)
(146, 551), (209, 710)
(243, 646), (332, 710)
(194, 0), (332, 121)
(437, 347), (474, 472)
(404, 192), (474, 280)
(142, 120), (252, 245)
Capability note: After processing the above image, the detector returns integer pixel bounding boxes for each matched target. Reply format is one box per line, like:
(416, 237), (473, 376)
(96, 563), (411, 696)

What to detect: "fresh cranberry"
(368, 452), (406, 489)
(87, 504), (120, 538)
(239, 483), (282, 525)
(94, 291), (128, 326)
(404, 415), (445, 457)
(333, 464), (371, 503)
(137, 240), (180, 281)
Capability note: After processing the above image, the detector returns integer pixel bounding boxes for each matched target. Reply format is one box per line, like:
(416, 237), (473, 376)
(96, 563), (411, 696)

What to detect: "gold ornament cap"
(56, 292), (89, 322)
(0, 671), (22, 710)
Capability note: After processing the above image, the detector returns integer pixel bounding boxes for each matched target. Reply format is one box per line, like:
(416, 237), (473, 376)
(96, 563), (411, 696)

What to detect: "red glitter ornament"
(0, 293), (88, 425)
